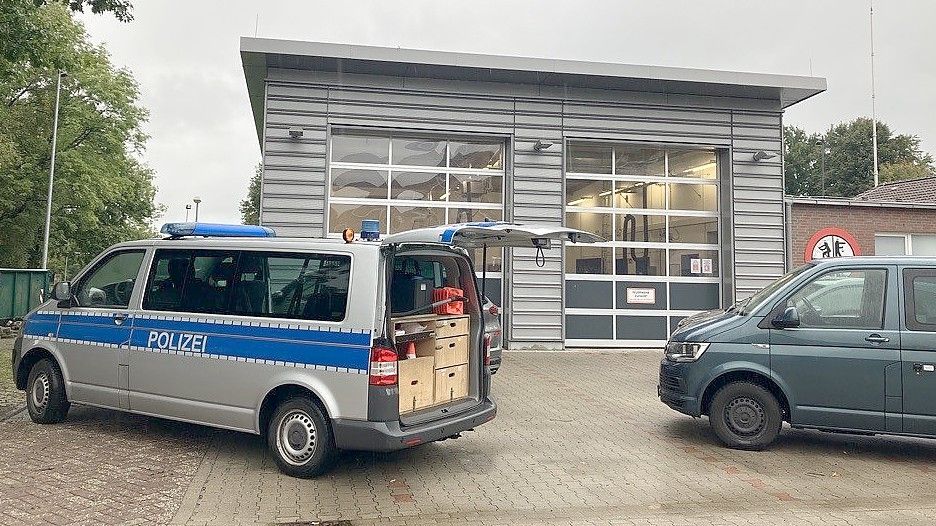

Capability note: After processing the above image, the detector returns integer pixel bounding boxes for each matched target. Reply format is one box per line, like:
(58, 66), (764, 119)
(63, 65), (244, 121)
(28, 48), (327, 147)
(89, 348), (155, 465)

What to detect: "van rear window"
(143, 249), (351, 322)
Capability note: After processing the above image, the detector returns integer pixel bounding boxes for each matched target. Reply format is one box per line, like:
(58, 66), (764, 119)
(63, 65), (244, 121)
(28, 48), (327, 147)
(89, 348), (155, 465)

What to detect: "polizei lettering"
(146, 331), (208, 353)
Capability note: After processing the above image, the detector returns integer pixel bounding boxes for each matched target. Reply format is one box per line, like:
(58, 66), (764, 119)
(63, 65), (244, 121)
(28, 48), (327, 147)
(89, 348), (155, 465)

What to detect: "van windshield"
(735, 263), (814, 316)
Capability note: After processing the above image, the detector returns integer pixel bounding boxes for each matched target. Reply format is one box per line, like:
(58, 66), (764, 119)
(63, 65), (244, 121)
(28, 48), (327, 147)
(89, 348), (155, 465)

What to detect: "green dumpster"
(0, 269), (52, 321)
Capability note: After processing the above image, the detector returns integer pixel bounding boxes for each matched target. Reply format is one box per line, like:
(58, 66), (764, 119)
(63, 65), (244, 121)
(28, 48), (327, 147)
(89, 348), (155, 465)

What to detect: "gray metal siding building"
(241, 37), (825, 349)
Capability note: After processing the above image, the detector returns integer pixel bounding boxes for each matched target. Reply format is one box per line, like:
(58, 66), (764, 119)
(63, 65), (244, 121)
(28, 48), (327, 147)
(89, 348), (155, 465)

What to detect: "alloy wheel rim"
(31, 373), (50, 411)
(277, 410), (317, 466)
(725, 396), (766, 437)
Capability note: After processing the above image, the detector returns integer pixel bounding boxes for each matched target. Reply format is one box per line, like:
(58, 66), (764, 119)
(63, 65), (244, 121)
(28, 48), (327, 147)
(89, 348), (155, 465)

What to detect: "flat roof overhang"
(241, 37), (827, 143)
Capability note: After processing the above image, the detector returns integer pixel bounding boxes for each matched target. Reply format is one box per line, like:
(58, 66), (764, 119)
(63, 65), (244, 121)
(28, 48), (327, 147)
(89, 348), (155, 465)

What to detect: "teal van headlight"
(664, 341), (710, 362)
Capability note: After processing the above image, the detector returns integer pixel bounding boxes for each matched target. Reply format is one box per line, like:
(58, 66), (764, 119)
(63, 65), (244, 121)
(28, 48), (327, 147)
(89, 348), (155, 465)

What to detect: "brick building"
(787, 177), (936, 266)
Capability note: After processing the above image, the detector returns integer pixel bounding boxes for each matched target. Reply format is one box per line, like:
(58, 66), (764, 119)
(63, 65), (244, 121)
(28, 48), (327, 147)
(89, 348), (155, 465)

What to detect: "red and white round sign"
(804, 227), (861, 262)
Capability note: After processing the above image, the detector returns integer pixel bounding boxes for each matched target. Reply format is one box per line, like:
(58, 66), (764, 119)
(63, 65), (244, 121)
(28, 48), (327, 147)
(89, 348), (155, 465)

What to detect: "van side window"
(73, 250), (145, 308)
(904, 269), (936, 331)
(785, 269), (887, 329)
(231, 252), (351, 322)
(142, 249), (238, 314)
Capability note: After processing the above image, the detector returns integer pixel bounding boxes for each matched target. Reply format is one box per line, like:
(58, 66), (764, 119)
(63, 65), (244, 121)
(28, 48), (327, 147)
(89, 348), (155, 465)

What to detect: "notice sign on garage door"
(626, 287), (656, 304)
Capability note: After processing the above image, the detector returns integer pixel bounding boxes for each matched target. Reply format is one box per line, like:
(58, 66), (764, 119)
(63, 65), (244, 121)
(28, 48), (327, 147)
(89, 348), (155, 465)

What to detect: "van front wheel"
(267, 397), (336, 478)
(26, 358), (70, 424)
(709, 382), (781, 450)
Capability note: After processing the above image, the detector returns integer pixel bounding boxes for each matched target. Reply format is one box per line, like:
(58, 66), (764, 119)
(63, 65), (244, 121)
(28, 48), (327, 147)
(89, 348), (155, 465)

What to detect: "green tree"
(0, 1), (158, 274)
(785, 118), (934, 197)
(880, 161), (934, 184)
(240, 163), (261, 225)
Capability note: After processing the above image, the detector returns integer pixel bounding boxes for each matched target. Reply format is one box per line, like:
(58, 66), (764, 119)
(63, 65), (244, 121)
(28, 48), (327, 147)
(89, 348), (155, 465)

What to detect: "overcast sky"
(78, 0), (936, 225)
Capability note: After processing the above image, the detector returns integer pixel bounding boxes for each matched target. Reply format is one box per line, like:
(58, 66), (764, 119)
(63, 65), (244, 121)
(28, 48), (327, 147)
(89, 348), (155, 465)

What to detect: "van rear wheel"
(26, 358), (70, 424)
(267, 397), (336, 478)
(709, 381), (781, 450)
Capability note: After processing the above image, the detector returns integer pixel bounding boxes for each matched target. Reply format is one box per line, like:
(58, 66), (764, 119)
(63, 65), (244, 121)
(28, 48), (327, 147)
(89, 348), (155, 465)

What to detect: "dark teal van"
(659, 257), (936, 449)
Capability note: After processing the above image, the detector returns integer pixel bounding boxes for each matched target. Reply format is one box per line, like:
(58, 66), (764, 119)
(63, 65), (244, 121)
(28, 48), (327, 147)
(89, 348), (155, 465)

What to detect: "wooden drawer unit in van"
(434, 335), (469, 369)
(434, 364), (469, 404)
(398, 356), (434, 413)
(434, 315), (468, 339)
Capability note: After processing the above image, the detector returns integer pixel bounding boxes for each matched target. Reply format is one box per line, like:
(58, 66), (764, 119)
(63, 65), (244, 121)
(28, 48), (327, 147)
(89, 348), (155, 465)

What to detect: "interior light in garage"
(682, 161), (717, 173)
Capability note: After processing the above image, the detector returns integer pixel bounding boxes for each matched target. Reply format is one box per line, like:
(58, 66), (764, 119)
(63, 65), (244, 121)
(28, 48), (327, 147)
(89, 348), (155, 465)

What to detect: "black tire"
(267, 397), (337, 478)
(709, 381), (781, 450)
(26, 358), (70, 424)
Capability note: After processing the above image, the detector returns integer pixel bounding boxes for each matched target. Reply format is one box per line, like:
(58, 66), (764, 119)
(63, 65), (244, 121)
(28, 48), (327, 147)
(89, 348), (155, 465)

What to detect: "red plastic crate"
(432, 287), (464, 315)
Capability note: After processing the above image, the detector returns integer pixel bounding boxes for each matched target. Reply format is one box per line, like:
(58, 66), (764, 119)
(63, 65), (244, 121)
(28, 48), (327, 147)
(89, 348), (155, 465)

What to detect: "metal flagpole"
(870, 0), (879, 187)
(41, 71), (65, 270)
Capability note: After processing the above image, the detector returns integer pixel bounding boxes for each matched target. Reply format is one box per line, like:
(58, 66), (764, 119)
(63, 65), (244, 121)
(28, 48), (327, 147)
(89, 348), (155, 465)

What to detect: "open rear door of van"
(381, 221), (604, 249)
(383, 222), (604, 427)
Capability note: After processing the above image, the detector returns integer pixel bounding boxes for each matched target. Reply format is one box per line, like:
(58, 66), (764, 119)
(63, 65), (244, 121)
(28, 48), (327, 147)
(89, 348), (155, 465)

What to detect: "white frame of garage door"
(563, 141), (722, 348)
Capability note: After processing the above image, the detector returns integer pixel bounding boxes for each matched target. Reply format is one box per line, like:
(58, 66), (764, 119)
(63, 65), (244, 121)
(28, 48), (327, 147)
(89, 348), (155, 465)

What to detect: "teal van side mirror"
(772, 306), (800, 329)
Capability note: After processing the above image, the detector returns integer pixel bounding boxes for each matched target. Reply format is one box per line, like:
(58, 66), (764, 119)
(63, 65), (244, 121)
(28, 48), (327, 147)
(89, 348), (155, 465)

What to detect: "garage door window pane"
(332, 134), (389, 164)
(391, 138), (445, 167)
(614, 181), (665, 210)
(670, 183), (717, 211)
(912, 234), (936, 256)
(450, 140), (503, 169)
(391, 171), (446, 201)
(616, 248), (665, 276)
(328, 204), (387, 234)
(566, 246), (613, 275)
(875, 235), (906, 256)
(449, 173), (502, 204)
(566, 211), (612, 242)
(330, 169), (388, 199)
(616, 214), (665, 243)
(615, 146), (664, 176)
(448, 208), (502, 224)
(567, 143), (612, 174)
(670, 249), (719, 277)
(448, 208), (504, 223)
(669, 150), (717, 179)
(567, 179), (612, 207)
(390, 206), (445, 233)
(669, 216), (718, 244)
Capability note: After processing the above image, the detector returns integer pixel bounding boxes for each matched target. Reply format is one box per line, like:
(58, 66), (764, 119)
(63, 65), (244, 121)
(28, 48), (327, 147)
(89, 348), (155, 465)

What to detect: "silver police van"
(12, 221), (598, 477)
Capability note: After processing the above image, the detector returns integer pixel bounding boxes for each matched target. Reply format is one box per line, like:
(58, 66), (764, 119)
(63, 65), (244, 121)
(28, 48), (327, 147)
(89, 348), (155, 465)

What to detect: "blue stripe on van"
(132, 317), (371, 347)
(23, 314), (58, 339)
(128, 328), (369, 370)
(25, 311), (372, 372)
(131, 316), (371, 370)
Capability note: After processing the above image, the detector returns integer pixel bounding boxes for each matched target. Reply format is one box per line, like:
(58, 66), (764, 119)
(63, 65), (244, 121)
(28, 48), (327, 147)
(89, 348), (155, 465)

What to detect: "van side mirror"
(772, 306), (800, 329)
(52, 281), (72, 302)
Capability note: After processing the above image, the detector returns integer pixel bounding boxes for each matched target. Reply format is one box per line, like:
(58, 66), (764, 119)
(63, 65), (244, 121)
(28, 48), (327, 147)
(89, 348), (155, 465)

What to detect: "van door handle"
(865, 334), (889, 344)
(113, 313), (128, 326)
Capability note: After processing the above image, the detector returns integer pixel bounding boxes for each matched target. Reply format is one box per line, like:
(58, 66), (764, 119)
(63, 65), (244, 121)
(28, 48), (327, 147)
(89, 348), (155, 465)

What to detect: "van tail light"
(369, 344), (398, 386)
(483, 334), (492, 366)
(488, 304), (500, 316)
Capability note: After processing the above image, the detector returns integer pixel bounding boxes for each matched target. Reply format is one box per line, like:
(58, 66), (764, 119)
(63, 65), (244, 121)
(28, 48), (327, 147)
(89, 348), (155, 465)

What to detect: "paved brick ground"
(1, 338), (22, 416)
(4, 350), (936, 525)
(171, 351), (936, 525)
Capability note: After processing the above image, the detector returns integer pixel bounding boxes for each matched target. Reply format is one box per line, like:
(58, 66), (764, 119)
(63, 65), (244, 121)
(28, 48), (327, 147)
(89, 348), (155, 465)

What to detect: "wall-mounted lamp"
(533, 140), (554, 151)
(752, 151), (777, 161)
(288, 127), (304, 139)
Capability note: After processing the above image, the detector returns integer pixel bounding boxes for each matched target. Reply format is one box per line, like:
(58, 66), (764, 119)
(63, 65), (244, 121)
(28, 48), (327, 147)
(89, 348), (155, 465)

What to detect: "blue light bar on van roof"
(160, 222), (276, 238)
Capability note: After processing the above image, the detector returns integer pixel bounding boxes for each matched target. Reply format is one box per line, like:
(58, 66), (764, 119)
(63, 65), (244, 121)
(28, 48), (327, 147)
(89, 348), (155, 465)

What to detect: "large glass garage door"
(564, 142), (721, 347)
(327, 130), (506, 304)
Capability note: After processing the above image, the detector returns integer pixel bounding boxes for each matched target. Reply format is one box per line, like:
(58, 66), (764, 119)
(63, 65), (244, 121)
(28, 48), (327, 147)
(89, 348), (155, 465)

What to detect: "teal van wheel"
(267, 397), (336, 478)
(26, 358), (70, 424)
(709, 382), (781, 450)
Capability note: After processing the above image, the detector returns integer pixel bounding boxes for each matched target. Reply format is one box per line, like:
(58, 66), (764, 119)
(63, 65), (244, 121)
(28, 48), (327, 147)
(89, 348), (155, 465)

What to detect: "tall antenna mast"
(870, 0), (879, 186)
